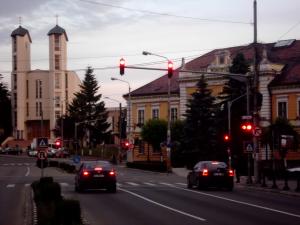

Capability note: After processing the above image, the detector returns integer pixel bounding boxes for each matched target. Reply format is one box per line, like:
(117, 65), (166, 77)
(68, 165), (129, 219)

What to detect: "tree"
(68, 67), (110, 146)
(183, 75), (218, 166)
(141, 119), (167, 152)
(0, 74), (12, 143)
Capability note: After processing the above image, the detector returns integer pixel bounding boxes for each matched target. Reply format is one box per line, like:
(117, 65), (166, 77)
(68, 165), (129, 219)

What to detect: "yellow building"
(126, 39), (300, 163)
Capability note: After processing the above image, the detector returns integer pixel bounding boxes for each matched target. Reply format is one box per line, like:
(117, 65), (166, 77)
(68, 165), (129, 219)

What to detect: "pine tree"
(68, 67), (110, 146)
(0, 74), (12, 143)
(183, 75), (218, 165)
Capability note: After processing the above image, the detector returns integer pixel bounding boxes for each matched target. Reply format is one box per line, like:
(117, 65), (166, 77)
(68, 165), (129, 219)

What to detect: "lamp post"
(104, 96), (123, 161)
(111, 78), (131, 141)
(142, 51), (172, 172)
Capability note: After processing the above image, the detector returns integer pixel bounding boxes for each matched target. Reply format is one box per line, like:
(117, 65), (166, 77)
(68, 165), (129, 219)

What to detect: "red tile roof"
(129, 40), (300, 97)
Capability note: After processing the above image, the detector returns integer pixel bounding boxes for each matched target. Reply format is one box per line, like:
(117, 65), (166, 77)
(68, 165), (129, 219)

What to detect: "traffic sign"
(243, 141), (254, 153)
(253, 127), (262, 137)
(37, 137), (48, 148)
(37, 150), (47, 160)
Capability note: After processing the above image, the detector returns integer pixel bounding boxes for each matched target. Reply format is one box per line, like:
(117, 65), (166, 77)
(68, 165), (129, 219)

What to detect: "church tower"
(48, 24), (69, 137)
(11, 26), (32, 139)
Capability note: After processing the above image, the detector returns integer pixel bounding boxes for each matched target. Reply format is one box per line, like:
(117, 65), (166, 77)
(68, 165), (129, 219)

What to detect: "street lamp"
(143, 50), (172, 172)
(111, 77), (131, 141)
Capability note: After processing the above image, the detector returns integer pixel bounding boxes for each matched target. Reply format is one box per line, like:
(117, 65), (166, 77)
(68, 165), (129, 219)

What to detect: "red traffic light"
(167, 61), (173, 78)
(224, 134), (230, 141)
(241, 123), (253, 131)
(120, 58), (125, 75)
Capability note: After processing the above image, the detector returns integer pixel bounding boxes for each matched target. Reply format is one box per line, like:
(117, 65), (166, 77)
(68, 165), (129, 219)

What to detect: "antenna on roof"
(18, 16), (22, 26)
(55, 14), (59, 25)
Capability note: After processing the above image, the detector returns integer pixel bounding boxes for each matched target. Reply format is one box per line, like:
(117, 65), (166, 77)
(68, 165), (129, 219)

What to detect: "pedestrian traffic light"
(120, 58), (125, 75)
(167, 61), (173, 78)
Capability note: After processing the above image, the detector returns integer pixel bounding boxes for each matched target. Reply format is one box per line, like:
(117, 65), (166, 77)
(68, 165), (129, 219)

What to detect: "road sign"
(242, 115), (253, 120)
(37, 137), (48, 148)
(253, 127), (262, 137)
(37, 150), (47, 160)
(243, 141), (253, 153)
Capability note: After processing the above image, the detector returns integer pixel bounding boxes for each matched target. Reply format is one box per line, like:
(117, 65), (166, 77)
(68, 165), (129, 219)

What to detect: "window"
(55, 73), (60, 88)
(13, 55), (17, 71)
(219, 55), (225, 64)
(171, 107), (178, 122)
(55, 110), (61, 120)
(39, 102), (43, 116)
(65, 73), (68, 88)
(138, 109), (145, 125)
(55, 96), (61, 108)
(55, 55), (60, 70)
(278, 101), (287, 119)
(14, 111), (17, 128)
(26, 80), (29, 98)
(152, 108), (159, 119)
(13, 74), (17, 89)
(39, 80), (42, 98)
(35, 80), (39, 98)
(36, 102), (39, 116)
(54, 34), (60, 51)
(13, 37), (17, 52)
(26, 102), (29, 116)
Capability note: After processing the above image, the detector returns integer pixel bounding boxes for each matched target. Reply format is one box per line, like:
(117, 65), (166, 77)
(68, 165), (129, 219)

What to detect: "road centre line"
(119, 187), (206, 222)
(25, 167), (30, 177)
(171, 185), (300, 218)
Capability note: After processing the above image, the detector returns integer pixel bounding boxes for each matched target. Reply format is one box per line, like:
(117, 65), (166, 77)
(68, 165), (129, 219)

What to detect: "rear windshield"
(83, 161), (111, 170)
(197, 161), (227, 170)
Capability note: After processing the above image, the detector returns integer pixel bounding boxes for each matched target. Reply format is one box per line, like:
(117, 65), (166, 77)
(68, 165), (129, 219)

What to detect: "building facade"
(126, 39), (300, 163)
(11, 25), (81, 141)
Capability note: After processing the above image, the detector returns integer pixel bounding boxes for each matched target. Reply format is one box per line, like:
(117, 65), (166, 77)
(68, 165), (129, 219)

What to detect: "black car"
(187, 161), (234, 191)
(75, 160), (117, 193)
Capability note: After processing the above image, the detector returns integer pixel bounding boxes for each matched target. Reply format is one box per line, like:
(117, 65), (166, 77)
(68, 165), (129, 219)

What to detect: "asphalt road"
(0, 155), (300, 225)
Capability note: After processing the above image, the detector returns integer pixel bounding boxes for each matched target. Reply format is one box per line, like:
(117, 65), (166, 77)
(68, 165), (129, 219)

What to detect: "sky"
(0, 0), (299, 107)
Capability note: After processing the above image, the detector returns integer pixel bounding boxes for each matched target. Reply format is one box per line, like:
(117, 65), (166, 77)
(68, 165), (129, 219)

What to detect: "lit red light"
(83, 171), (89, 176)
(94, 167), (103, 171)
(109, 171), (115, 176)
(229, 170), (234, 177)
(202, 169), (208, 176)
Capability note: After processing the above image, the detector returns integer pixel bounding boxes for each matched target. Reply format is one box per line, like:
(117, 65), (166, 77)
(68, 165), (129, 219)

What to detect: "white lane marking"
(25, 184), (30, 187)
(10, 163), (15, 166)
(3, 164), (9, 166)
(176, 183), (186, 186)
(160, 182), (174, 187)
(144, 182), (156, 186)
(6, 184), (15, 188)
(24, 163), (30, 166)
(117, 182), (122, 187)
(17, 163), (22, 166)
(60, 183), (69, 187)
(119, 187), (206, 222)
(171, 185), (300, 218)
(25, 167), (30, 177)
(126, 182), (139, 186)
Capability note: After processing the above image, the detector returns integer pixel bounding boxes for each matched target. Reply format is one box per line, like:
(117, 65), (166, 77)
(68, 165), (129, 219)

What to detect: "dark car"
(75, 160), (117, 193)
(187, 161), (234, 191)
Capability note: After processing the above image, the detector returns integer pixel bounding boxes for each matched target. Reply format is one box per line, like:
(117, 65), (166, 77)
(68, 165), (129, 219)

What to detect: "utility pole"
(253, 0), (260, 183)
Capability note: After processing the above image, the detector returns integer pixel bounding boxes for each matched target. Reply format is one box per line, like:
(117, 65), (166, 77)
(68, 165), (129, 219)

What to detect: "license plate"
(213, 173), (224, 176)
(94, 174), (104, 177)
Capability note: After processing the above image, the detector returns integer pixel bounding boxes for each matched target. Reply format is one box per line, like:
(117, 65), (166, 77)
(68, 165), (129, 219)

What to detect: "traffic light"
(120, 58), (125, 75)
(167, 61), (173, 78)
(241, 122), (253, 132)
(224, 134), (230, 142)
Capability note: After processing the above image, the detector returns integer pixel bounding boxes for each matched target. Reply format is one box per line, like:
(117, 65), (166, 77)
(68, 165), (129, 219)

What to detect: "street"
(0, 155), (300, 225)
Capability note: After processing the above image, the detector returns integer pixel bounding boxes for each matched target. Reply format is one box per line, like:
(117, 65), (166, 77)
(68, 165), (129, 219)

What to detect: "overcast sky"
(0, 0), (299, 107)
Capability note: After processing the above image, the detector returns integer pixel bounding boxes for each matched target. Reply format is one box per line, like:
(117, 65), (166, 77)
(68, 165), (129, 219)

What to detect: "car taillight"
(94, 167), (103, 171)
(229, 169), (234, 177)
(83, 171), (89, 176)
(109, 171), (115, 176)
(202, 169), (208, 176)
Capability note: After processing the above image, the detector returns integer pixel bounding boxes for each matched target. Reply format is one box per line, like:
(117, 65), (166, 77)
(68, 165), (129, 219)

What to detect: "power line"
(78, 0), (251, 25)
(278, 20), (300, 40)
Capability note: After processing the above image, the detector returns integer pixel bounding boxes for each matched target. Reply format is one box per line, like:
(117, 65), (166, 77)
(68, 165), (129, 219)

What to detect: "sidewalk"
(172, 167), (300, 197)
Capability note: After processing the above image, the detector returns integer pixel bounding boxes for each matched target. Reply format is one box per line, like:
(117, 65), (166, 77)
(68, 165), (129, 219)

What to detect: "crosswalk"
(2, 181), (187, 189)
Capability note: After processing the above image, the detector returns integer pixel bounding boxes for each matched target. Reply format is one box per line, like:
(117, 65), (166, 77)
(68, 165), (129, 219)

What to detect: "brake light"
(109, 171), (115, 176)
(202, 169), (208, 176)
(94, 167), (103, 171)
(83, 171), (89, 176)
(229, 169), (234, 177)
